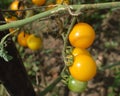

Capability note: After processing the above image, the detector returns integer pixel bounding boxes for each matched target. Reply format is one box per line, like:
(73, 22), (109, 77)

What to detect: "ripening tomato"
(27, 34), (42, 51)
(56, 0), (69, 4)
(68, 76), (87, 93)
(72, 47), (91, 57)
(17, 31), (29, 47)
(69, 23), (95, 49)
(69, 54), (97, 81)
(32, 0), (46, 6)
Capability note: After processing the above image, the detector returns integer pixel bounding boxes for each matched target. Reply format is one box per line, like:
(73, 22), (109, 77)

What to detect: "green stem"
(0, 28), (19, 44)
(0, 2), (120, 31)
(39, 76), (62, 96)
(62, 8), (81, 65)
(99, 62), (120, 71)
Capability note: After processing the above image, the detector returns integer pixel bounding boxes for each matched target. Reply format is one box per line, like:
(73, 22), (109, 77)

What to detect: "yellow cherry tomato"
(10, 0), (19, 10)
(56, 0), (69, 4)
(32, 0), (46, 6)
(10, 0), (24, 17)
(17, 31), (30, 47)
(27, 34), (42, 51)
(69, 23), (95, 49)
(72, 47), (91, 57)
(69, 54), (97, 81)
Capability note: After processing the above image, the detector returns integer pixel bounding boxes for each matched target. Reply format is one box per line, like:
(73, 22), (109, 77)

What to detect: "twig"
(39, 76), (62, 96)
(62, 8), (81, 66)
(0, 2), (120, 31)
(99, 62), (120, 71)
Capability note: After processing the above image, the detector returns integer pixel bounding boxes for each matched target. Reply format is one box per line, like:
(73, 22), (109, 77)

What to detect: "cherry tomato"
(72, 47), (91, 57)
(69, 54), (97, 81)
(56, 0), (69, 4)
(27, 34), (42, 51)
(69, 23), (95, 49)
(17, 31), (29, 47)
(32, 0), (46, 6)
(10, 0), (19, 10)
(68, 76), (87, 93)
(10, 0), (24, 17)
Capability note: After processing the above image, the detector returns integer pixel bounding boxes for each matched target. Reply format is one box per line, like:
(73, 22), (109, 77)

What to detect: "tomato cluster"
(17, 32), (42, 51)
(67, 22), (97, 93)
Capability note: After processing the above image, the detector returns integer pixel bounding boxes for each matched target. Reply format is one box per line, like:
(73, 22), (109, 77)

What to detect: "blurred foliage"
(0, 0), (13, 9)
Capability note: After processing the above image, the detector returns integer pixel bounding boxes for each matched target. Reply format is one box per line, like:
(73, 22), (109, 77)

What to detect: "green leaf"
(0, 43), (13, 62)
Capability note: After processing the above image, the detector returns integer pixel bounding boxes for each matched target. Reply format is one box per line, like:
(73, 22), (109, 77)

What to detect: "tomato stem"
(0, 2), (120, 31)
(39, 76), (62, 96)
(62, 8), (81, 66)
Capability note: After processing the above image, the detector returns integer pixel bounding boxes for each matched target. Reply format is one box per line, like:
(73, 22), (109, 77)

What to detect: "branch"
(0, 2), (120, 31)
(39, 76), (62, 96)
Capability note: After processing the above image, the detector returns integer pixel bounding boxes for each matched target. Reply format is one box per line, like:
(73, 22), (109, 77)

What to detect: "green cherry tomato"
(68, 76), (87, 93)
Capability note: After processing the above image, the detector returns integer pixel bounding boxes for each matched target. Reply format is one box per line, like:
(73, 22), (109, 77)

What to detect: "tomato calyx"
(64, 46), (74, 66)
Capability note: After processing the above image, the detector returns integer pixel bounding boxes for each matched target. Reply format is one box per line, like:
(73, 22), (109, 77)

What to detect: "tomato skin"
(72, 47), (91, 57)
(68, 76), (87, 93)
(27, 34), (42, 51)
(69, 54), (97, 81)
(32, 0), (46, 6)
(69, 23), (95, 49)
(56, 0), (69, 4)
(17, 32), (29, 47)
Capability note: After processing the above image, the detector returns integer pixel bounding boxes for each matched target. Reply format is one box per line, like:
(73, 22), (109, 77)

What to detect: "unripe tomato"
(69, 23), (95, 49)
(69, 54), (97, 81)
(32, 0), (46, 6)
(17, 32), (30, 47)
(56, 0), (69, 4)
(72, 47), (91, 57)
(68, 76), (87, 93)
(27, 34), (42, 51)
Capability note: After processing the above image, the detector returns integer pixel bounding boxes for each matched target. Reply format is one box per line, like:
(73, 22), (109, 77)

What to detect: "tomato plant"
(69, 23), (95, 49)
(32, 0), (46, 6)
(69, 54), (97, 81)
(72, 47), (91, 56)
(56, 0), (69, 4)
(17, 31), (29, 47)
(27, 34), (42, 51)
(68, 76), (87, 93)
